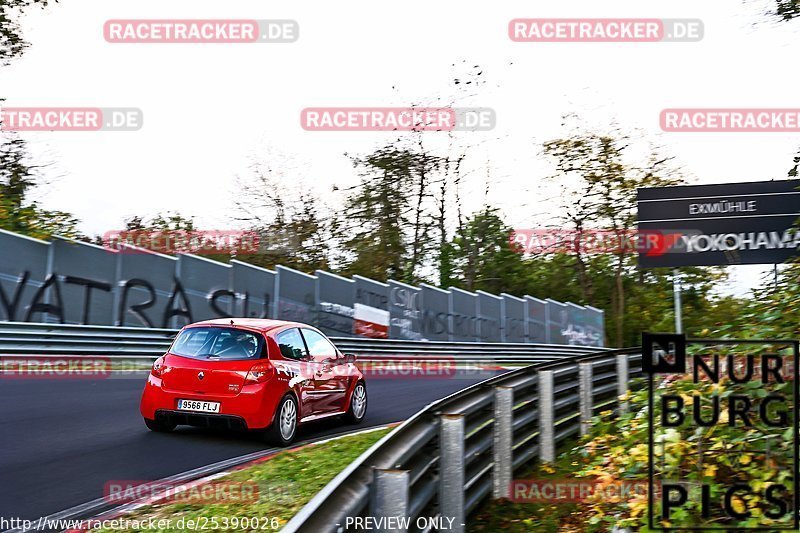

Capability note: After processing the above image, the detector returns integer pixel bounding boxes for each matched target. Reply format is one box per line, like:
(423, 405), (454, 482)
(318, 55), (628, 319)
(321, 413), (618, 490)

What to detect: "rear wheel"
(144, 418), (176, 432)
(344, 381), (367, 424)
(265, 395), (298, 446)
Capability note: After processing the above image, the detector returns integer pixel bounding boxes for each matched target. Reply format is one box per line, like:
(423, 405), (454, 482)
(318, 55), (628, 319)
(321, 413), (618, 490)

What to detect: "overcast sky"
(1, 0), (798, 295)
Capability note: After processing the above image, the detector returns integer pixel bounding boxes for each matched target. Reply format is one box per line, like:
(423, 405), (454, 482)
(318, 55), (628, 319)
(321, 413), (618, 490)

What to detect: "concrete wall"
(0, 229), (605, 346)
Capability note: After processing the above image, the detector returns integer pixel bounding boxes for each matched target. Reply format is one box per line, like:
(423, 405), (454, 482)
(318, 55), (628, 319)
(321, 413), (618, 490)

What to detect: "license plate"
(177, 399), (220, 413)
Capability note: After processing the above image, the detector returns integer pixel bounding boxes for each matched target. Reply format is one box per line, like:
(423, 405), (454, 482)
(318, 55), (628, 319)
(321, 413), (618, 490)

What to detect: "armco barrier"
(281, 348), (642, 533)
(0, 322), (604, 363)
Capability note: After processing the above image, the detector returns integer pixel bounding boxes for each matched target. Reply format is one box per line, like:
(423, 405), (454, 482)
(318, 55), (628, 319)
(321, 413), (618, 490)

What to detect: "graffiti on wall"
(0, 230), (605, 345)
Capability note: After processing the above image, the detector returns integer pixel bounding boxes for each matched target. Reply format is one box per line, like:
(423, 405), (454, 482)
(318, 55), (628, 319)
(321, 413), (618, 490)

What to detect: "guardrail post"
(538, 370), (555, 463)
(371, 469), (410, 533)
(617, 353), (629, 414)
(493, 386), (513, 499)
(579, 361), (593, 436)
(439, 414), (465, 533)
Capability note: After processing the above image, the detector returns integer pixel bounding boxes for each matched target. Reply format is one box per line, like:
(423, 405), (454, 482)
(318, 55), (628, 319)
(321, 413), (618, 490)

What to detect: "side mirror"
(344, 353), (357, 364)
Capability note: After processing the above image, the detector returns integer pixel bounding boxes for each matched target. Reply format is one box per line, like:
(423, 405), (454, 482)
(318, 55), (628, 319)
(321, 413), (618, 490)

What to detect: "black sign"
(638, 180), (800, 267)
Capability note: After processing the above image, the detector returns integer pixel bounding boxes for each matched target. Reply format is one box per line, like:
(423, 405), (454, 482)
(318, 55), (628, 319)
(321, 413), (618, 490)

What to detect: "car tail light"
(245, 362), (273, 384)
(151, 356), (166, 377)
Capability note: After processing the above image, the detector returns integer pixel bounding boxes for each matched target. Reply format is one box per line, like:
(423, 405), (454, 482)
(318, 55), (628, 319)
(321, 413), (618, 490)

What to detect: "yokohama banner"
(637, 179), (800, 267)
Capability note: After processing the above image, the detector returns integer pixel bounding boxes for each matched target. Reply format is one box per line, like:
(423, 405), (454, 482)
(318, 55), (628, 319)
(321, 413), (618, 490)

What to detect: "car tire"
(144, 418), (176, 432)
(343, 381), (367, 424)
(266, 395), (299, 446)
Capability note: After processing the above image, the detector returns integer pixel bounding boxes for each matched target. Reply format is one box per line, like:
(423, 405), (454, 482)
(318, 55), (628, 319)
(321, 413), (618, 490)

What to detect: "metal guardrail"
(0, 322), (178, 356)
(281, 347), (642, 533)
(0, 322), (604, 363)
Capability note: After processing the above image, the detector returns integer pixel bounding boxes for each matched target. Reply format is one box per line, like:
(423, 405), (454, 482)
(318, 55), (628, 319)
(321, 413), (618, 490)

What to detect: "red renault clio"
(140, 319), (367, 445)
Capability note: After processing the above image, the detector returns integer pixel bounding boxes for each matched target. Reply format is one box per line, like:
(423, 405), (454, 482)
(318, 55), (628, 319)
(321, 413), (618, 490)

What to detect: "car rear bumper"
(140, 374), (280, 429)
(154, 409), (248, 431)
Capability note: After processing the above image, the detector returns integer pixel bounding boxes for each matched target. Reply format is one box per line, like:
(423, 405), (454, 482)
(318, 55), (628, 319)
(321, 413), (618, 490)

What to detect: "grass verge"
(470, 438), (588, 533)
(89, 426), (391, 532)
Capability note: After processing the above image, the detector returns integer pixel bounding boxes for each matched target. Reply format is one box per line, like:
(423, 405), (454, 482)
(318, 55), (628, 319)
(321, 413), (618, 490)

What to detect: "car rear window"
(170, 327), (262, 360)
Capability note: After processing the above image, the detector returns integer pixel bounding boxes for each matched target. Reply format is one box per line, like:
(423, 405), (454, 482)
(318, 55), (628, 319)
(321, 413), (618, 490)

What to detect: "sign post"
(672, 268), (682, 333)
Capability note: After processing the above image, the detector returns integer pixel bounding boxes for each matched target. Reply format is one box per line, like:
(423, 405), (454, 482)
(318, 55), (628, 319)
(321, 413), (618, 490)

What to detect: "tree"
(0, 135), (81, 239)
(448, 207), (527, 294)
(336, 145), (436, 282)
(772, 0), (800, 21)
(1, 1), (75, 238)
(105, 212), (199, 253)
(381, 60), (488, 287)
(235, 162), (330, 272)
(435, 149), (466, 288)
(542, 133), (607, 303)
(719, 151), (800, 339)
(543, 127), (685, 347)
(407, 137), (445, 284)
(0, 0), (54, 65)
(788, 147), (800, 177)
(123, 213), (195, 232)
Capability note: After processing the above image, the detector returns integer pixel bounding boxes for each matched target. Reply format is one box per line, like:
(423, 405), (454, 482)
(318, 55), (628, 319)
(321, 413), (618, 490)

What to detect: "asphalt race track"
(0, 372), (501, 523)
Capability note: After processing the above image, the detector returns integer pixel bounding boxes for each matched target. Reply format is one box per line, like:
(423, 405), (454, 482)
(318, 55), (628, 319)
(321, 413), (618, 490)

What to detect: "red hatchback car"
(140, 319), (367, 445)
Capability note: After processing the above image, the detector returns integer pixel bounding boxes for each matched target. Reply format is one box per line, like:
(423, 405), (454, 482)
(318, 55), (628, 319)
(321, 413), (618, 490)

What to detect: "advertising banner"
(353, 275), (389, 338)
(389, 280), (423, 340)
(638, 179), (800, 267)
